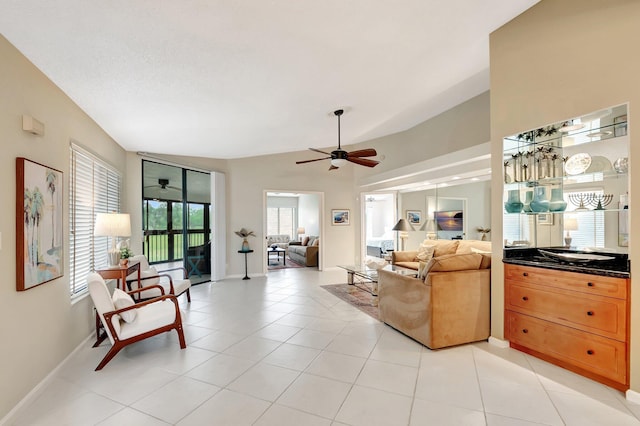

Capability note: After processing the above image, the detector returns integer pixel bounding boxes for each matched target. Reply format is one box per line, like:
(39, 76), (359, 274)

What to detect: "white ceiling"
(1, 0), (538, 159)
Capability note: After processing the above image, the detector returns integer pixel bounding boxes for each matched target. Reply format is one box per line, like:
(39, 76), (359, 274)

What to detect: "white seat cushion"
(137, 277), (191, 300)
(118, 300), (177, 340)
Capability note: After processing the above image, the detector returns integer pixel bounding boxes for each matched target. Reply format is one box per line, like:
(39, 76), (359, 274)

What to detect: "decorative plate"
(585, 156), (612, 173)
(586, 130), (612, 138)
(564, 153), (592, 175)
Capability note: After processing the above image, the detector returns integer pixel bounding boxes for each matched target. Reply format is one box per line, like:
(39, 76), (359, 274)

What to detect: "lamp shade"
(564, 217), (578, 231)
(392, 218), (414, 232)
(94, 213), (131, 237)
(419, 219), (435, 232)
(297, 227), (306, 234)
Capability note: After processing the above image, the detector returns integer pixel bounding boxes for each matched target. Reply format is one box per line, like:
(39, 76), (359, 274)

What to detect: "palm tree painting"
(16, 158), (63, 291)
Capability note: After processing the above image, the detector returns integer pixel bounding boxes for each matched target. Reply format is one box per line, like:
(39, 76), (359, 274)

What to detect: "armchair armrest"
(126, 284), (165, 297)
(158, 266), (188, 279)
(391, 251), (418, 264)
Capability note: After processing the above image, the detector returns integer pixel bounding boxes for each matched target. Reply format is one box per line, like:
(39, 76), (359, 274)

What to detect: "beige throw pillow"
(418, 261), (429, 280)
(112, 288), (137, 323)
(420, 240), (459, 257)
(415, 244), (435, 262)
(471, 247), (492, 269)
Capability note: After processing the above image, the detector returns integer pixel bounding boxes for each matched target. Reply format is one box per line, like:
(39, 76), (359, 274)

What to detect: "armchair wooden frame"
(126, 266), (191, 303)
(95, 284), (186, 371)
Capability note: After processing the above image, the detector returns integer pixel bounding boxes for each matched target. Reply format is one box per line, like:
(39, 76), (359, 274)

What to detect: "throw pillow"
(112, 288), (137, 323)
(312, 238), (319, 246)
(425, 253), (483, 274)
(415, 244), (435, 262)
(417, 261), (429, 280)
(420, 240), (459, 257)
(302, 236), (310, 246)
(471, 247), (492, 269)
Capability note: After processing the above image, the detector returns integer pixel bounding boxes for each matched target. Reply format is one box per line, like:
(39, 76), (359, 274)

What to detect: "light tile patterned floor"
(7, 267), (640, 425)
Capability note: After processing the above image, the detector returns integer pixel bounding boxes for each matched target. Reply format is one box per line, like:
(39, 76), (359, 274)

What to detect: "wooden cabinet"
(504, 263), (630, 390)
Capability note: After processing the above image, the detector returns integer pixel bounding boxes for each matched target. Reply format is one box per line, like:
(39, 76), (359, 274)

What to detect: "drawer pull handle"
(587, 282), (594, 287)
(522, 329), (528, 334)
(587, 350), (594, 355)
(587, 311), (594, 316)
(522, 296), (529, 301)
(522, 272), (529, 277)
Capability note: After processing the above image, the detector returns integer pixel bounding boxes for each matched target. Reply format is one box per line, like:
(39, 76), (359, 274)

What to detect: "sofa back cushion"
(267, 235), (291, 245)
(415, 244), (435, 262)
(424, 253), (483, 278)
(456, 240), (491, 254)
(419, 239), (459, 257)
(302, 236), (310, 246)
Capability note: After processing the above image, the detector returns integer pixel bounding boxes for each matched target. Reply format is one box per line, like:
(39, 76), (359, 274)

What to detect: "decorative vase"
(522, 190), (533, 213)
(504, 190), (523, 213)
(119, 258), (129, 267)
(530, 186), (550, 212)
(241, 238), (250, 252)
(548, 188), (567, 212)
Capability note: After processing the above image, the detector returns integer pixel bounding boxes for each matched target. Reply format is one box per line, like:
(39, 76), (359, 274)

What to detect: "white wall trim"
(488, 336), (510, 348)
(0, 335), (93, 426)
(626, 389), (640, 404)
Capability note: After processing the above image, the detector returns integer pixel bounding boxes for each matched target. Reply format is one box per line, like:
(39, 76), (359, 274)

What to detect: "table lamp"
(564, 217), (578, 247)
(420, 219), (436, 240)
(297, 226), (306, 242)
(94, 212), (131, 266)
(392, 218), (414, 251)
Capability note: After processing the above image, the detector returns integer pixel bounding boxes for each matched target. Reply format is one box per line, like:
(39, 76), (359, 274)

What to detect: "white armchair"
(88, 273), (186, 370)
(125, 255), (191, 302)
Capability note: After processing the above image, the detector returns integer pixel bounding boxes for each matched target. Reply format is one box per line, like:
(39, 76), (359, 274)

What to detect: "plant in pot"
(119, 247), (133, 266)
(235, 228), (256, 252)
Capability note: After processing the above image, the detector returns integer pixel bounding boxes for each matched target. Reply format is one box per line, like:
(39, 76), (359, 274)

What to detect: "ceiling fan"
(296, 109), (379, 170)
(144, 178), (181, 191)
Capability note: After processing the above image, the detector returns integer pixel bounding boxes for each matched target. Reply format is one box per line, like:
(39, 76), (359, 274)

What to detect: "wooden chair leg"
(186, 289), (191, 303)
(95, 343), (125, 371)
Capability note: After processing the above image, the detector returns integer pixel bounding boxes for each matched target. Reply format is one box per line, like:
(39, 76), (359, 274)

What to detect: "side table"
(238, 250), (253, 280)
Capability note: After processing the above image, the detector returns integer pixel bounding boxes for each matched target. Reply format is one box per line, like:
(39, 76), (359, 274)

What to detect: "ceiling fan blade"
(329, 165), (339, 171)
(347, 148), (377, 158)
(296, 157), (331, 164)
(347, 157), (379, 168)
(309, 147), (332, 155)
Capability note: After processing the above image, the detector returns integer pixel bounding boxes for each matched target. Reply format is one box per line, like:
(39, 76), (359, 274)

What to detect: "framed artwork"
(614, 114), (627, 137)
(406, 210), (421, 226)
(537, 213), (553, 226)
(16, 158), (64, 291)
(435, 210), (463, 231)
(332, 209), (350, 226)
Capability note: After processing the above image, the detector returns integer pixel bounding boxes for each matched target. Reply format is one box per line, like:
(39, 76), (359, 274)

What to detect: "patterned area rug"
(321, 283), (379, 320)
(267, 256), (305, 270)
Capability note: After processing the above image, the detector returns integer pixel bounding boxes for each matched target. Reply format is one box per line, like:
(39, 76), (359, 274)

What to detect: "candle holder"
(568, 193), (590, 211)
(586, 193), (613, 210)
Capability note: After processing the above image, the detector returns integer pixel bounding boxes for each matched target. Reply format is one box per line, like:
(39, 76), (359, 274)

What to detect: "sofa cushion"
(302, 236), (310, 246)
(471, 247), (492, 269)
(311, 238), (319, 246)
(424, 253), (483, 276)
(420, 240), (459, 257)
(395, 261), (419, 270)
(456, 240), (492, 254)
(417, 261), (429, 280)
(415, 244), (435, 262)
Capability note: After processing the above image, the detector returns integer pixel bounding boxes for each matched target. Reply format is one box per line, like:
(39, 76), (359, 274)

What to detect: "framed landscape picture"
(16, 157), (63, 291)
(406, 210), (421, 226)
(332, 209), (350, 226)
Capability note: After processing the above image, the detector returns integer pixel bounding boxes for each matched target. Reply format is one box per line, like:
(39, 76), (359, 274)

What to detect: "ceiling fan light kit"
(296, 109), (380, 170)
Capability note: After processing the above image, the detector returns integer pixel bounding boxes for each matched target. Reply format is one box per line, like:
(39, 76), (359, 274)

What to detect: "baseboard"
(0, 334), (93, 426)
(626, 389), (640, 404)
(488, 336), (510, 348)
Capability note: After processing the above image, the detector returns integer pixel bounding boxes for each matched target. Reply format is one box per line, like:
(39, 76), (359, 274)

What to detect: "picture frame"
(614, 114), (627, 137)
(406, 210), (422, 226)
(537, 213), (553, 226)
(331, 209), (350, 226)
(16, 158), (64, 291)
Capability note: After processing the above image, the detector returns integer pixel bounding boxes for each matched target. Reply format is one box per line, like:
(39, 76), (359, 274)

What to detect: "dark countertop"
(503, 247), (630, 278)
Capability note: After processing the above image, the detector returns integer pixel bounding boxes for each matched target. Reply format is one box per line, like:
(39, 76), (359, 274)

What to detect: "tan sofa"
(378, 239), (491, 349)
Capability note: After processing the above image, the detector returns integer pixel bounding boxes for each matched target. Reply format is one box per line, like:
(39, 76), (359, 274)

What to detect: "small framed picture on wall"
(332, 209), (350, 226)
(406, 210), (421, 226)
(537, 213), (553, 226)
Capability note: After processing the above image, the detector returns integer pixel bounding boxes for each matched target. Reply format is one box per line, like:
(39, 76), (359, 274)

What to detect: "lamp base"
(564, 236), (572, 248)
(108, 250), (121, 267)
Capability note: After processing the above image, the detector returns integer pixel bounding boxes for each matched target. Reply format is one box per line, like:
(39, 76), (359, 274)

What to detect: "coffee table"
(267, 247), (286, 265)
(337, 264), (417, 303)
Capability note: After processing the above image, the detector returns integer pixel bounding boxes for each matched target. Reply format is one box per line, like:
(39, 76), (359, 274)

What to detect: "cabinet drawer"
(506, 282), (626, 340)
(505, 264), (627, 299)
(507, 311), (627, 384)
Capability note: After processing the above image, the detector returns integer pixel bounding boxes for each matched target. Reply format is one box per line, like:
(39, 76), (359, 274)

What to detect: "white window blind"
(69, 144), (121, 298)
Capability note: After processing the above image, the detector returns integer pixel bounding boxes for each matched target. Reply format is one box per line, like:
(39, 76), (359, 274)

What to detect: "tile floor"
(7, 267), (640, 425)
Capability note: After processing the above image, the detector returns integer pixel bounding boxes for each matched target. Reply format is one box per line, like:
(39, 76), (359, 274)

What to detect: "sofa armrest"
(391, 251), (418, 264)
(289, 241), (302, 246)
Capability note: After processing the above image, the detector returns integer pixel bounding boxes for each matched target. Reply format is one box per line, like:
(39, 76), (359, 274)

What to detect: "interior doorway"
(264, 191), (323, 272)
(142, 160), (211, 284)
(362, 192), (397, 260)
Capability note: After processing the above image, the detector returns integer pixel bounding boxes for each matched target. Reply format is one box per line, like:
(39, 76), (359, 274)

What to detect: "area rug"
(267, 256), (305, 270)
(321, 283), (379, 320)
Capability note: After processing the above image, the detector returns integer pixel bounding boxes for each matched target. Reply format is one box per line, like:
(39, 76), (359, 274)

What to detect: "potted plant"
(476, 227), (491, 241)
(235, 228), (256, 252)
(119, 247), (133, 266)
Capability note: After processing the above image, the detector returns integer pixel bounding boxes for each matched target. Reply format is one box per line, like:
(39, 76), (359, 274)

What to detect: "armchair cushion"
(112, 289), (137, 323)
(118, 300), (177, 340)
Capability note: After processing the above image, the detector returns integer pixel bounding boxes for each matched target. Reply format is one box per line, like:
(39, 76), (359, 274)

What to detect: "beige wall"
(490, 0), (640, 392)
(0, 36), (127, 418)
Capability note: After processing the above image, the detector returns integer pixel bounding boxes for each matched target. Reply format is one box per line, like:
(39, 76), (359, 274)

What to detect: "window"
(267, 207), (295, 237)
(69, 144), (121, 298)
